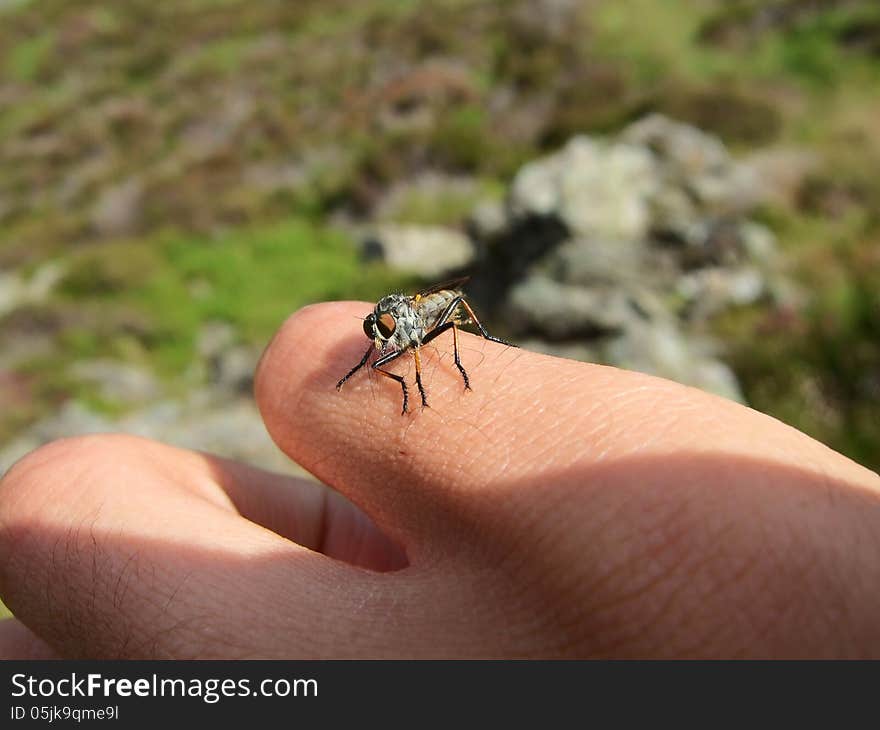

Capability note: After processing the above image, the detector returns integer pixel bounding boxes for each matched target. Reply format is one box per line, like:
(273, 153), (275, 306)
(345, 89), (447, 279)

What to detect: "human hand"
(1, 302), (879, 658)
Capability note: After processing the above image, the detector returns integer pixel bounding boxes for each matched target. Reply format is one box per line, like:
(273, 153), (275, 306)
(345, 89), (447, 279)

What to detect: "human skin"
(0, 302), (879, 658)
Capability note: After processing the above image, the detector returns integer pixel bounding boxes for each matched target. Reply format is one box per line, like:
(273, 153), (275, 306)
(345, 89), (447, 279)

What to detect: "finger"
(255, 302), (880, 544)
(0, 618), (60, 659)
(0, 435), (412, 658)
(203, 455), (406, 570)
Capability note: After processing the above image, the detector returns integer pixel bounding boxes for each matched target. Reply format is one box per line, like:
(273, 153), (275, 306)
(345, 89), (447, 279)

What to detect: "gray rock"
(69, 359), (163, 405)
(197, 321), (237, 360)
(509, 136), (658, 240)
(622, 113), (729, 177)
(515, 338), (600, 365)
(196, 321), (257, 392)
(24, 401), (115, 442)
(361, 224), (475, 279)
(739, 221), (777, 261)
(0, 392), (307, 478)
(677, 266), (766, 320)
(467, 199), (508, 240)
(215, 345), (259, 392)
(507, 275), (639, 338)
(623, 113), (764, 216)
(122, 396), (300, 475)
(602, 320), (744, 402)
(550, 237), (650, 287)
(461, 114), (787, 402)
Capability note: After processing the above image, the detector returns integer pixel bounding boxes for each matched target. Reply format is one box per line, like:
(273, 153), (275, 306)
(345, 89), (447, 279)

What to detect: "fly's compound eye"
(363, 313), (376, 339)
(376, 312), (396, 339)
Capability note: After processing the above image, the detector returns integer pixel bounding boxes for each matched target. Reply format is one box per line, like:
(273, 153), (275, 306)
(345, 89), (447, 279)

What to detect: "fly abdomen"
(416, 289), (462, 330)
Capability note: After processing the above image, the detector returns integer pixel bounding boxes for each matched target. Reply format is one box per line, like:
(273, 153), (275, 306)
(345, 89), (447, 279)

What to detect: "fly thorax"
(392, 309), (423, 349)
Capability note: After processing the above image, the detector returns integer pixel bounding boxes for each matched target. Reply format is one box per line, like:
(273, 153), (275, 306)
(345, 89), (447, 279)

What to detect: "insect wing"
(412, 276), (470, 300)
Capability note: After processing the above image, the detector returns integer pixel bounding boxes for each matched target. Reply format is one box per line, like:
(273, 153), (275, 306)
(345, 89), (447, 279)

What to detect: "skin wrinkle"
(732, 564), (813, 656)
(675, 525), (774, 655)
(703, 481), (868, 656)
(468, 476), (681, 653)
(797, 539), (869, 655)
(588, 555), (698, 658)
(567, 383), (638, 461)
(481, 392), (565, 483)
(560, 470), (772, 652)
(576, 505), (695, 632)
(603, 482), (798, 656)
(614, 397), (694, 456)
(483, 552), (598, 655)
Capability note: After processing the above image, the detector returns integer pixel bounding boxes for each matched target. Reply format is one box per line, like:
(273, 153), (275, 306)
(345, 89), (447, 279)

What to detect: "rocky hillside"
(368, 115), (792, 402)
(1, 0), (879, 472)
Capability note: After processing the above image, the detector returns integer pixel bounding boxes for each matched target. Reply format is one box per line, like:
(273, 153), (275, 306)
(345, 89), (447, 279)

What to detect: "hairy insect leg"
(421, 321), (470, 391)
(336, 344), (374, 390)
(434, 295), (516, 348)
(458, 300), (517, 347)
(412, 347), (429, 408)
(373, 349), (410, 415)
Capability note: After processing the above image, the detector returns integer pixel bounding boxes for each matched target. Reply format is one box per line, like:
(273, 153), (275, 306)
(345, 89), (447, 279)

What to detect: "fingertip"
(255, 301), (376, 458)
(256, 301), (370, 399)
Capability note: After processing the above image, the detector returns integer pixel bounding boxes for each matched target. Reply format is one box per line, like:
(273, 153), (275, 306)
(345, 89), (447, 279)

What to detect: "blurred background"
(0, 0), (878, 483)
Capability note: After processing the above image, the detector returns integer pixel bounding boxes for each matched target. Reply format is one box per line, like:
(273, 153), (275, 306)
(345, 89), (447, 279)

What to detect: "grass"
(4, 29), (54, 82)
(54, 217), (411, 376)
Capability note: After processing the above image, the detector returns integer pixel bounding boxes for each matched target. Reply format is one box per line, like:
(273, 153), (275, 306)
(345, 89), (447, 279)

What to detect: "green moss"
(52, 218), (409, 377)
(4, 30), (55, 82)
(174, 36), (256, 76)
(60, 242), (165, 297)
(383, 177), (503, 226)
(429, 105), (491, 171)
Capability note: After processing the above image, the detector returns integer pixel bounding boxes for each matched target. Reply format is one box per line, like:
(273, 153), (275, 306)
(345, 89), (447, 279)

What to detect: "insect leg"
(434, 295), (465, 329)
(336, 344), (374, 390)
(421, 321), (470, 391)
(459, 299), (517, 347)
(412, 346), (429, 408)
(373, 349), (410, 415)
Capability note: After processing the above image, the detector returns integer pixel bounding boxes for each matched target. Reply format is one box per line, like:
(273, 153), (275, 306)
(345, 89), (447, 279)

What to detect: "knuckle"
(0, 434), (143, 523)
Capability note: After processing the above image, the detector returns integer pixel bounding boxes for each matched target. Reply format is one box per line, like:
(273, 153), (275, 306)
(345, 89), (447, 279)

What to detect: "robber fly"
(336, 277), (514, 414)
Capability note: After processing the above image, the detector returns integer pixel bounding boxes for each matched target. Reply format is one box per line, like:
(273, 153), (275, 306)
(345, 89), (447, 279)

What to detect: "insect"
(336, 277), (515, 414)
